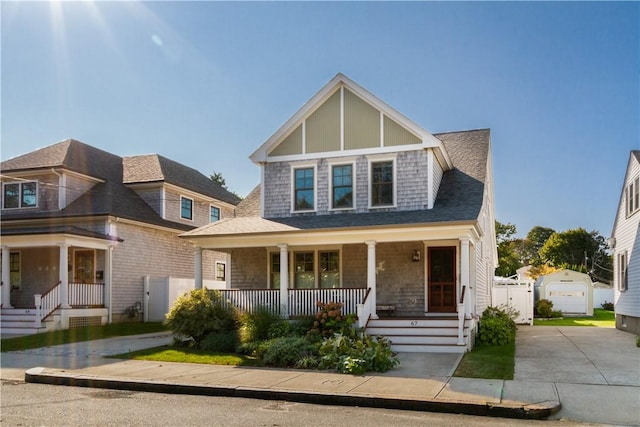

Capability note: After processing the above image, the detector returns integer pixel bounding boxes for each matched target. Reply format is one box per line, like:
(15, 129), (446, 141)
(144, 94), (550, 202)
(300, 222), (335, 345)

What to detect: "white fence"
(492, 279), (534, 325)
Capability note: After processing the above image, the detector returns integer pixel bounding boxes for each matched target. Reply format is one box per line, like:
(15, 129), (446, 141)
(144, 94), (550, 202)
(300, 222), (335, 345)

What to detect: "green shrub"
(636, 336), (640, 348)
(262, 336), (317, 367)
(309, 301), (356, 338)
(318, 331), (398, 375)
(477, 305), (517, 346)
(164, 289), (237, 345)
(267, 320), (294, 339)
(601, 301), (614, 311)
(238, 306), (282, 343)
(535, 299), (555, 318)
(200, 331), (239, 353)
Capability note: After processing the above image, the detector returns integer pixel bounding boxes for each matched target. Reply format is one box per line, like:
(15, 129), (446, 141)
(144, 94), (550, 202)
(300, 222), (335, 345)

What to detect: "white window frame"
(210, 205), (221, 223)
(180, 195), (194, 221)
(627, 176), (640, 217)
(269, 247), (342, 289)
(329, 160), (356, 211)
(215, 261), (226, 282)
(2, 181), (38, 209)
(368, 155), (397, 209)
(291, 162), (317, 213)
(618, 251), (628, 292)
(2, 251), (22, 289)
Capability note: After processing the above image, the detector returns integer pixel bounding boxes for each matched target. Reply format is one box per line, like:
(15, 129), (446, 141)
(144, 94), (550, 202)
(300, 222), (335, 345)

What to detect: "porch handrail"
(457, 285), (467, 345)
(35, 281), (61, 327)
(218, 289), (281, 315)
(69, 282), (105, 307)
(356, 287), (372, 329)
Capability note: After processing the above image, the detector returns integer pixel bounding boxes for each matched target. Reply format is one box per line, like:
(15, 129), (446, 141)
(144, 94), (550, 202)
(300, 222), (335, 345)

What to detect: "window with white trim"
(293, 167), (315, 211)
(618, 251), (628, 291)
(180, 196), (193, 220)
(210, 206), (220, 223)
(270, 253), (282, 289)
(370, 160), (394, 207)
(3, 181), (37, 209)
(215, 262), (226, 281)
(331, 164), (353, 209)
(294, 252), (315, 289)
(319, 251), (340, 288)
(627, 177), (639, 217)
(1, 251), (21, 289)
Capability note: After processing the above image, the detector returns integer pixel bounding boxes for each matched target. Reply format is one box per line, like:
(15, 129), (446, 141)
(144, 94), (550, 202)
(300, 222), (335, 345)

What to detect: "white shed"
(535, 269), (594, 316)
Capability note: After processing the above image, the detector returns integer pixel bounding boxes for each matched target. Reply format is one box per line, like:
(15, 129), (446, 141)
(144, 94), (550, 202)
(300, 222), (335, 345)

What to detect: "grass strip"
(1, 322), (168, 352)
(454, 340), (515, 380)
(110, 345), (263, 366)
(533, 309), (614, 327)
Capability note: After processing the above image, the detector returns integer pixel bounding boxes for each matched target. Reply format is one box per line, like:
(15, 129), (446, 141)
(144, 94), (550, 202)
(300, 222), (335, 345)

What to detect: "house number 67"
(410, 321), (418, 326)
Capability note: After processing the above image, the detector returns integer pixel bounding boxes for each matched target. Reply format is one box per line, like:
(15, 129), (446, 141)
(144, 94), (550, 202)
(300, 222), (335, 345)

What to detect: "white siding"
(613, 156), (640, 318)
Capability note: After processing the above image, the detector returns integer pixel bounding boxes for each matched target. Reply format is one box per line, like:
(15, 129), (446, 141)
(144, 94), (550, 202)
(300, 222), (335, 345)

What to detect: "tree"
(539, 228), (612, 284)
(210, 171), (243, 200)
(525, 226), (555, 265)
(495, 221), (521, 277)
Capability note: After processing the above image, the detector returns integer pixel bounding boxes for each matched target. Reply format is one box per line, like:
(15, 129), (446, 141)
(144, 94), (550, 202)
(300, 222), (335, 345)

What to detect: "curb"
(25, 368), (560, 420)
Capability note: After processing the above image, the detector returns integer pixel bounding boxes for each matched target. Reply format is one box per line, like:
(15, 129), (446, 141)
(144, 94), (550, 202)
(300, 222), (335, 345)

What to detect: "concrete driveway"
(515, 326), (640, 425)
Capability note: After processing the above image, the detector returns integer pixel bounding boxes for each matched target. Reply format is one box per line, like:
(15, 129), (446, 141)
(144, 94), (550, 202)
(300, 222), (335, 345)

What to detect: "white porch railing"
(217, 288), (368, 317)
(35, 281), (61, 327)
(218, 289), (281, 315)
(288, 288), (367, 317)
(356, 287), (373, 328)
(457, 285), (467, 345)
(69, 282), (105, 307)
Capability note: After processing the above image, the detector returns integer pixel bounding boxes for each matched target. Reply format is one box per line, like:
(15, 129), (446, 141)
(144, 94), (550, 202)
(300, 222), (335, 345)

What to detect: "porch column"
(460, 237), (470, 314)
(194, 246), (203, 289)
(59, 243), (71, 309)
(366, 240), (378, 319)
(278, 244), (289, 318)
(1, 245), (12, 308)
(105, 245), (114, 324)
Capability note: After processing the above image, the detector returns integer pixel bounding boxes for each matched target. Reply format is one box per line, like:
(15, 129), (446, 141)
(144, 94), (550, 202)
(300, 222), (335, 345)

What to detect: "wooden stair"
(0, 308), (48, 336)
(366, 316), (470, 353)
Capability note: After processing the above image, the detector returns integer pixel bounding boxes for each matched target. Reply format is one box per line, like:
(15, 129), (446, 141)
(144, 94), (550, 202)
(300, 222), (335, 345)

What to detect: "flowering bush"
(308, 301), (355, 338)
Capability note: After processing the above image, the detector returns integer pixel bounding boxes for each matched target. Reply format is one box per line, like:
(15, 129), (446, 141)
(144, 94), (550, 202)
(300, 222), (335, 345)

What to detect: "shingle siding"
(132, 187), (163, 217)
(64, 173), (97, 209)
(230, 248), (268, 289)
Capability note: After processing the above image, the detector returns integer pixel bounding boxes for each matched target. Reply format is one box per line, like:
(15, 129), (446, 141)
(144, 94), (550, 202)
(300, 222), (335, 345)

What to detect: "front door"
(74, 250), (95, 283)
(428, 247), (457, 312)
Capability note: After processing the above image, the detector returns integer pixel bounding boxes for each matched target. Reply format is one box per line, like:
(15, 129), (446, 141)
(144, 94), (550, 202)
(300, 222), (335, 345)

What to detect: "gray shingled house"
(181, 74), (498, 352)
(1, 140), (240, 334)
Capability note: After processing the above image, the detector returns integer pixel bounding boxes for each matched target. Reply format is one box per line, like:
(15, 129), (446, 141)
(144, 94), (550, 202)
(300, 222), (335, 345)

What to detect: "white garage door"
(546, 282), (587, 314)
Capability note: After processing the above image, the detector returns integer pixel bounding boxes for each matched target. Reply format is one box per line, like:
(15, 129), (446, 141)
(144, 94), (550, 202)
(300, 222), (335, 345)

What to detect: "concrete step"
(391, 343), (467, 353)
(386, 335), (464, 345)
(368, 318), (468, 328)
(367, 326), (461, 336)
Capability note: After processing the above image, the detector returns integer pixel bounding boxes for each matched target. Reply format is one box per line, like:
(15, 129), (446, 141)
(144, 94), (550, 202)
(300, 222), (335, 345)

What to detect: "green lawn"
(453, 341), (515, 380)
(533, 309), (615, 327)
(110, 345), (263, 366)
(1, 322), (168, 352)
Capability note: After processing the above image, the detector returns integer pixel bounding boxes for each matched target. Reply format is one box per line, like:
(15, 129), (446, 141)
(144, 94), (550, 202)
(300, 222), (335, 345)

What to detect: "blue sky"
(2, 1), (638, 238)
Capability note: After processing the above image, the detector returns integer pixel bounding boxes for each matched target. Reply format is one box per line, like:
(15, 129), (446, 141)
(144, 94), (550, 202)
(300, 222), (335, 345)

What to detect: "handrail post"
(457, 285), (466, 346)
(34, 294), (42, 328)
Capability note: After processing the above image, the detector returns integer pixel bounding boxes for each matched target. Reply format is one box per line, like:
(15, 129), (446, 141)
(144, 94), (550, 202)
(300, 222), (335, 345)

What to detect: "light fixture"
(412, 249), (421, 262)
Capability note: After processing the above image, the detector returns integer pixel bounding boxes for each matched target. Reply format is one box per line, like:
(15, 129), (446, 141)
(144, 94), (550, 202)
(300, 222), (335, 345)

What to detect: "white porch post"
(1, 245), (13, 308)
(194, 246), (203, 289)
(460, 237), (471, 315)
(366, 240), (378, 319)
(59, 243), (70, 309)
(278, 244), (289, 318)
(105, 245), (114, 324)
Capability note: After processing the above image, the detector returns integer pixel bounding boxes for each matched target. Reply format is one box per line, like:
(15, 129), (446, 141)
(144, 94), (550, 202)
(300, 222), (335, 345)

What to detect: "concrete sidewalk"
(23, 359), (560, 420)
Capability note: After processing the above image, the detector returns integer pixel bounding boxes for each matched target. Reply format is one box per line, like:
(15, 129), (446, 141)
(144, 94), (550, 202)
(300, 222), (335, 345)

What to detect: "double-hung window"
(371, 160), (394, 207)
(215, 262), (226, 281)
(294, 252), (315, 289)
(627, 177), (640, 217)
(319, 251), (340, 288)
(3, 181), (37, 209)
(332, 164), (353, 209)
(180, 196), (193, 220)
(210, 206), (220, 223)
(294, 167), (315, 211)
(271, 253), (281, 289)
(618, 252), (628, 291)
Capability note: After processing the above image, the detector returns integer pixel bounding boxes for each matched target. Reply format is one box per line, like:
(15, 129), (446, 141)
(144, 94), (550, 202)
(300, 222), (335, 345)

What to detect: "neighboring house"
(610, 150), (640, 335)
(534, 269), (595, 316)
(0, 139), (240, 334)
(181, 73), (498, 352)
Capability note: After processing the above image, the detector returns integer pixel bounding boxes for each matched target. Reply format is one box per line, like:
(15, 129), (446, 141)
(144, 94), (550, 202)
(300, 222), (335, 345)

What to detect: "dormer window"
(293, 167), (315, 211)
(2, 181), (37, 209)
(180, 196), (193, 220)
(370, 160), (394, 207)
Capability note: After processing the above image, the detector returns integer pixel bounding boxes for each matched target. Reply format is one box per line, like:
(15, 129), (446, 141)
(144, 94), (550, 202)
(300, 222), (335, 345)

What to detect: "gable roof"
(184, 128), (490, 240)
(123, 154), (241, 205)
(235, 185), (261, 217)
(250, 73), (452, 169)
(1, 139), (123, 181)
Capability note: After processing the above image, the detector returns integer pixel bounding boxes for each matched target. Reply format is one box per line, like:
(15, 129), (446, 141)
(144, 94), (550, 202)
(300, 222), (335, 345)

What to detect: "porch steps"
(366, 317), (470, 353)
(0, 308), (47, 336)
